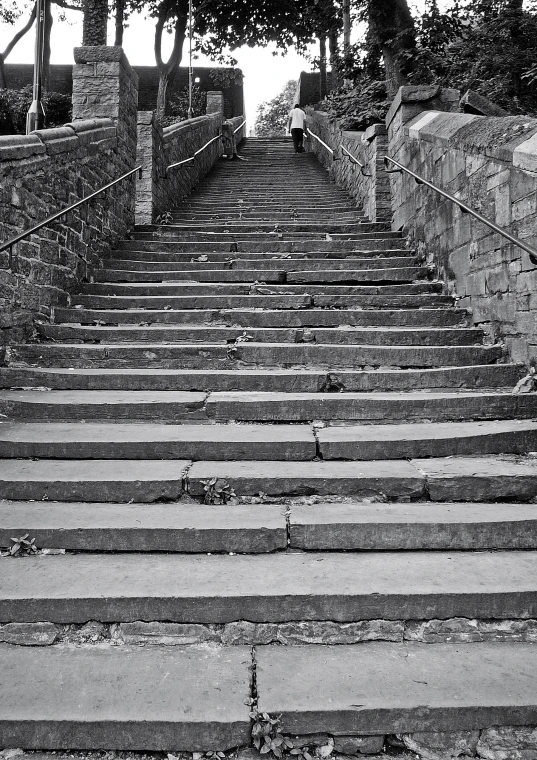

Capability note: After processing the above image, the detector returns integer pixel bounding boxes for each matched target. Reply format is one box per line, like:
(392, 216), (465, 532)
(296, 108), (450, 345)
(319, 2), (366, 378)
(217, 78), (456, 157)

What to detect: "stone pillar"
(386, 85), (460, 230)
(72, 46), (138, 172)
(136, 111), (166, 225)
(362, 124), (390, 222)
(206, 91), (225, 118)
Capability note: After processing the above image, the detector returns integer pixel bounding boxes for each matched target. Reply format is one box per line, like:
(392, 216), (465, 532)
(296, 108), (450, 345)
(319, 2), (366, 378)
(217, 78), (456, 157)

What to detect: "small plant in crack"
(251, 708), (313, 760)
(6, 534), (39, 557)
(319, 373), (346, 393)
(156, 211), (173, 225)
(227, 331), (254, 359)
(202, 478), (236, 505)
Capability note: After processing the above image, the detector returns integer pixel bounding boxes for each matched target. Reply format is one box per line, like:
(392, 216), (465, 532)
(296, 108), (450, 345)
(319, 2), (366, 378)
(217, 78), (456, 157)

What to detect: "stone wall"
(0, 48), (138, 350)
(306, 110), (390, 222)
(387, 85), (537, 365)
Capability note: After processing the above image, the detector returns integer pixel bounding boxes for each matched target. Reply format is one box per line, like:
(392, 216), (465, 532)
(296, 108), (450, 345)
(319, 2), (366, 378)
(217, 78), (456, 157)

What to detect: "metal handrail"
(306, 129), (371, 176)
(0, 164), (143, 269)
(166, 133), (222, 174)
(384, 155), (537, 265)
(233, 119), (247, 135)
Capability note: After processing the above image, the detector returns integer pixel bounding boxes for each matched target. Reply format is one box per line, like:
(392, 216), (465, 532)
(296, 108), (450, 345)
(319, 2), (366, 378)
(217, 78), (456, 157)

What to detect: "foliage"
(0, 0), (21, 24)
(318, 76), (389, 130)
(209, 68), (244, 89)
(255, 80), (297, 137)
(0, 86), (72, 135)
(159, 85), (207, 126)
(201, 478), (236, 505)
(251, 708), (313, 760)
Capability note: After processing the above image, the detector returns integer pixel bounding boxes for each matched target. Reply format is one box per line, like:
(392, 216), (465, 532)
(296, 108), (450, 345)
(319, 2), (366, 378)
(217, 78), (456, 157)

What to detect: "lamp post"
(26, 0), (46, 133)
(187, 0), (193, 119)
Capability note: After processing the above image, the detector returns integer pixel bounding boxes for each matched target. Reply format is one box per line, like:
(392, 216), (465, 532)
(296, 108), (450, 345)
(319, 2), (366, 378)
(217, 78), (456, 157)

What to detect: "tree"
(82, 0), (108, 44)
(255, 79), (297, 137)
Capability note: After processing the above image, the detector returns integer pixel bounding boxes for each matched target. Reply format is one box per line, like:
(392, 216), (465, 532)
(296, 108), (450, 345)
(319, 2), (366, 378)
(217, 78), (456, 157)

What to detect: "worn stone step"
(0, 422), (316, 460)
(1, 365), (520, 392)
(74, 294), (313, 310)
(111, 248), (410, 262)
(0, 645), (251, 750)
(81, 282), (440, 297)
(289, 502), (537, 550)
(207, 390), (534, 423)
(152, 222), (386, 235)
(10, 342), (502, 369)
(414, 455), (537, 502)
(171, 212), (362, 222)
(53, 306), (468, 327)
(0, 502), (287, 552)
(0, 459), (191, 502)
(38, 324), (484, 347)
(318, 419), (537, 459)
(104, 256), (419, 271)
(117, 238), (402, 253)
(2, 551), (537, 622)
(0, 390), (209, 421)
(256, 643), (537, 735)
(94, 268), (287, 283)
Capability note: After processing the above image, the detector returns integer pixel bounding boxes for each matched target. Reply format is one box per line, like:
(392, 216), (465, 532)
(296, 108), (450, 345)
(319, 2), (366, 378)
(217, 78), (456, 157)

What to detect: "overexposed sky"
(0, 5), (315, 122)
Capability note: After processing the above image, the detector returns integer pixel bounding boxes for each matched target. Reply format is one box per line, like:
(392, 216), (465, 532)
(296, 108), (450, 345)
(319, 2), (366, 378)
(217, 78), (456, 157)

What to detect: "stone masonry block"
(0, 134), (45, 161)
(32, 126), (79, 155)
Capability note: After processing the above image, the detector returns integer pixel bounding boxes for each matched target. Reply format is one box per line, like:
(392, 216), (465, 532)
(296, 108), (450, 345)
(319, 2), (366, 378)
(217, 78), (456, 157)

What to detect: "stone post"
(206, 92), (225, 117)
(386, 85), (459, 230)
(362, 124), (390, 222)
(72, 46), (138, 171)
(136, 111), (166, 225)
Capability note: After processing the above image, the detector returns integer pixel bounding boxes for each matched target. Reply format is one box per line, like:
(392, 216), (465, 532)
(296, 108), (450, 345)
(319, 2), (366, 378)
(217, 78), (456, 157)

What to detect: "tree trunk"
(329, 29), (341, 88)
(319, 35), (328, 100)
(154, 0), (188, 119)
(0, 3), (37, 88)
(82, 0), (108, 45)
(343, 0), (351, 48)
(114, 0), (124, 45)
(366, 0), (417, 98)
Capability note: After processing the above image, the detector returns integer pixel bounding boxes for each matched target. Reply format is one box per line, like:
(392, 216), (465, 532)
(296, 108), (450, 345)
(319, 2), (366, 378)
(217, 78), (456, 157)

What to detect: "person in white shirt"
(287, 104), (307, 153)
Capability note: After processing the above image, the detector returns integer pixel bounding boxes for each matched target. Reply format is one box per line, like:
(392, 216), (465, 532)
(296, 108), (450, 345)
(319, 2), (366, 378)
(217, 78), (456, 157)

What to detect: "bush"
(0, 85), (72, 135)
(159, 85), (207, 128)
(318, 77), (389, 131)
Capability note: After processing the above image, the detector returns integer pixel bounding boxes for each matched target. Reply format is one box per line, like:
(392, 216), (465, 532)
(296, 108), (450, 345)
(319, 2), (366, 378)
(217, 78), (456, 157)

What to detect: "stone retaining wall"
(388, 86), (537, 365)
(305, 110), (390, 222)
(0, 46), (138, 351)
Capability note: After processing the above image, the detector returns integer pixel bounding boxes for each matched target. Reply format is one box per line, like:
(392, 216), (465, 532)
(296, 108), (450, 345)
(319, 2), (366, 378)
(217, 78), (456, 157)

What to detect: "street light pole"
(26, 0), (46, 134)
(187, 0), (193, 119)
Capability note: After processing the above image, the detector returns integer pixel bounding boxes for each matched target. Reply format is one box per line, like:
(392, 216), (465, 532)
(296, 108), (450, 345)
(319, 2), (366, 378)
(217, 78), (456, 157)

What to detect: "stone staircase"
(1, 137), (537, 758)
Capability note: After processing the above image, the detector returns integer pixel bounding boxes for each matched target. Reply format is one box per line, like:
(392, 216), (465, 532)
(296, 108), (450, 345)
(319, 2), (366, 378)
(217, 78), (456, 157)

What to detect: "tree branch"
(2, 2), (37, 59)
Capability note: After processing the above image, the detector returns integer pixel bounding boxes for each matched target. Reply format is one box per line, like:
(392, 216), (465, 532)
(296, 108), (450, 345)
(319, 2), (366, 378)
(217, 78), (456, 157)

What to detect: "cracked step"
(112, 248), (409, 261)
(116, 238), (403, 253)
(0, 422), (316, 460)
(1, 365), (521, 392)
(102, 256), (421, 271)
(0, 502), (287, 552)
(2, 551), (537, 622)
(0, 645), (251, 750)
(80, 282), (441, 296)
(289, 502), (537, 550)
(207, 390), (537, 423)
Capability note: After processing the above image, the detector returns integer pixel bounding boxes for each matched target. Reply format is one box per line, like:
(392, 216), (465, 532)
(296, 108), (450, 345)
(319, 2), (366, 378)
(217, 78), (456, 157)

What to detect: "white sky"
(0, 5), (316, 122)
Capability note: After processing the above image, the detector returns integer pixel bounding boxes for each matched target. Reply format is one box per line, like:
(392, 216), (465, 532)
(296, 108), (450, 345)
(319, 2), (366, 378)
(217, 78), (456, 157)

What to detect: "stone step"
(38, 324), (484, 347)
(318, 419), (537, 459)
(80, 282), (441, 297)
(0, 422), (316, 460)
(73, 293), (454, 310)
(93, 266), (428, 284)
(2, 550), (537, 622)
(0, 459), (191, 501)
(0, 502), (287, 552)
(54, 306), (467, 327)
(10, 342), (502, 369)
(289, 502), (537, 550)
(207, 390), (536, 423)
(1, 364), (520, 392)
(256, 643), (537, 735)
(171, 212), (363, 221)
(135, 231), (397, 243)
(117, 238), (402, 253)
(150, 222), (387, 235)
(103, 255), (420, 271)
(111, 248), (410, 262)
(0, 390), (209, 421)
(0, 645), (251, 750)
